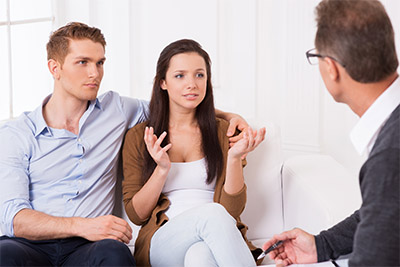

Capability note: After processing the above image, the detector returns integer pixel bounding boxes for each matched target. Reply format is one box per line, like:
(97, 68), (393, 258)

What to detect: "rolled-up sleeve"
(0, 125), (32, 237)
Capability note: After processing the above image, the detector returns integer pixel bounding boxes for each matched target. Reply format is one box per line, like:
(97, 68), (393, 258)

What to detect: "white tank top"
(162, 158), (216, 219)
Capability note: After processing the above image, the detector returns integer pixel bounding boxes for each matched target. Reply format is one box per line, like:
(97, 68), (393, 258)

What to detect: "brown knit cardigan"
(122, 118), (262, 266)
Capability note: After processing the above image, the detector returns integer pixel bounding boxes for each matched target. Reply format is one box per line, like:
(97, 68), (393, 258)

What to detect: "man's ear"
(160, 80), (167, 90)
(324, 57), (339, 81)
(48, 59), (60, 79)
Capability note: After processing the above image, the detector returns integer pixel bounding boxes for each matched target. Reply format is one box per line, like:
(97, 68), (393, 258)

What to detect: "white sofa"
(114, 122), (362, 265)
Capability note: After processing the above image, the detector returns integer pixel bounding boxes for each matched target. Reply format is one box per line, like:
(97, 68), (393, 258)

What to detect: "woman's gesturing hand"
(144, 126), (172, 170)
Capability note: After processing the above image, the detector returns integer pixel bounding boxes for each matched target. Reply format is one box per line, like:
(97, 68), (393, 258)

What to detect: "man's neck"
(347, 72), (399, 117)
(42, 90), (90, 135)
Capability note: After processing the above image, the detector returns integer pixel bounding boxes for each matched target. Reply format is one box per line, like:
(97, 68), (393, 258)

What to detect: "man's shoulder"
(0, 114), (36, 154)
(0, 113), (36, 137)
(97, 91), (147, 120)
(96, 90), (121, 105)
(363, 105), (400, 180)
(372, 104), (400, 153)
(97, 91), (143, 105)
(383, 103), (400, 133)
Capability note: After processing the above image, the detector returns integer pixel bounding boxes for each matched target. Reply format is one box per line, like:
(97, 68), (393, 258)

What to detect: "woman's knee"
(184, 242), (217, 267)
(202, 203), (235, 224)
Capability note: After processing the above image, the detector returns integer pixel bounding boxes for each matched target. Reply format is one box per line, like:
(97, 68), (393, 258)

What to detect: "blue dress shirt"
(0, 91), (148, 236)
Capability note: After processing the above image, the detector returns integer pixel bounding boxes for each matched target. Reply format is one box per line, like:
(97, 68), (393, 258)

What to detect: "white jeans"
(149, 203), (256, 267)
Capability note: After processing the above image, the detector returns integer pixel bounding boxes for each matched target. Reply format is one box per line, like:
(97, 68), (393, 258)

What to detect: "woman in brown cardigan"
(122, 39), (265, 266)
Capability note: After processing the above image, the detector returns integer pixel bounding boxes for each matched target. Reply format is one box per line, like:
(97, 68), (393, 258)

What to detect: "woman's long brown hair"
(141, 39), (223, 184)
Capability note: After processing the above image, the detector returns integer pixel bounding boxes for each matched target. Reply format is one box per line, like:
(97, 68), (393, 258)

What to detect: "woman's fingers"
(144, 127), (168, 150)
(242, 127), (265, 153)
(155, 131), (168, 148)
(162, 143), (172, 153)
(143, 127), (172, 167)
(144, 127), (156, 146)
(253, 127), (266, 148)
(247, 127), (255, 148)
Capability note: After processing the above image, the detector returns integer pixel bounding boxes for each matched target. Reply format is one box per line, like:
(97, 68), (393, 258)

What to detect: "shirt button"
(79, 180), (82, 184)
(79, 159), (83, 163)
(78, 138), (82, 142)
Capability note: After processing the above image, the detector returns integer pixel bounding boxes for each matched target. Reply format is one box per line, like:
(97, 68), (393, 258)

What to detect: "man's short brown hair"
(46, 22), (106, 65)
(315, 0), (398, 83)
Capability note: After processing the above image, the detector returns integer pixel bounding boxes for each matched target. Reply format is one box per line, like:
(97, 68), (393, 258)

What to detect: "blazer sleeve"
(122, 123), (148, 225)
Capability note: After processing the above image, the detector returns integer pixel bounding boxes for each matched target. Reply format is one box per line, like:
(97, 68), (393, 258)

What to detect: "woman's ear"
(160, 80), (167, 90)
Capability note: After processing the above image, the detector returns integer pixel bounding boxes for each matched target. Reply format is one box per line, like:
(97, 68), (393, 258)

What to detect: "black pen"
(331, 259), (340, 267)
(257, 240), (284, 260)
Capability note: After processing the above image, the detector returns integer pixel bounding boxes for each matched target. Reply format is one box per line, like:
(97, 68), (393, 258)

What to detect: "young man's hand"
(214, 108), (249, 146)
(79, 215), (133, 244)
(227, 115), (250, 146)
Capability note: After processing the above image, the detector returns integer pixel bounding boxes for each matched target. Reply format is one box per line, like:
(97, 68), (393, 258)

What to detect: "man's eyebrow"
(74, 56), (91, 60)
(73, 56), (106, 61)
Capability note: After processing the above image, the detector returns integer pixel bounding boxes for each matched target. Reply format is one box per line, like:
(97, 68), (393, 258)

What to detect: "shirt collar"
(29, 95), (103, 137)
(350, 76), (400, 156)
(28, 94), (52, 137)
(92, 97), (103, 111)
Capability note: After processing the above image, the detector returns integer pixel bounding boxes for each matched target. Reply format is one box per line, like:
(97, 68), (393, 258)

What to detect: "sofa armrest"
(282, 154), (362, 234)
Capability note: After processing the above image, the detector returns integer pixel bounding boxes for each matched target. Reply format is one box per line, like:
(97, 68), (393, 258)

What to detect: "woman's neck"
(168, 109), (198, 130)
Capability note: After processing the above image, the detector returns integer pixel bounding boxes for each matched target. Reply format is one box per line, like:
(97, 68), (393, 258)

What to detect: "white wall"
(54, 0), (399, 177)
